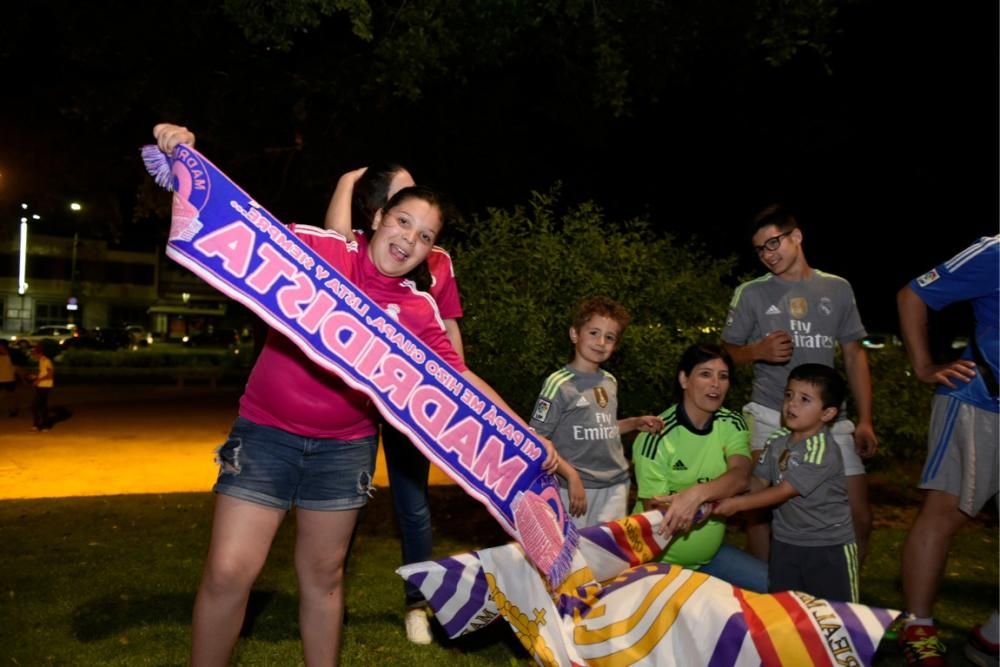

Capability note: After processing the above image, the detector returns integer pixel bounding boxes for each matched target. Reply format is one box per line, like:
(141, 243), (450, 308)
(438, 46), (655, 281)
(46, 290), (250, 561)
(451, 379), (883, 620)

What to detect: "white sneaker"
(405, 608), (433, 645)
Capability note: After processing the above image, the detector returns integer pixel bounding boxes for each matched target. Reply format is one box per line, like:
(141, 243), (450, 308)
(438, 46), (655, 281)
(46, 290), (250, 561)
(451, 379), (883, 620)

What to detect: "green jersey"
(633, 404), (751, 567)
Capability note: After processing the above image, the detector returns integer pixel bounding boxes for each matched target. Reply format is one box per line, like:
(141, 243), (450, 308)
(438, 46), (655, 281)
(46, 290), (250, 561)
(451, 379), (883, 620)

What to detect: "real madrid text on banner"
(141, 143), (578, 585)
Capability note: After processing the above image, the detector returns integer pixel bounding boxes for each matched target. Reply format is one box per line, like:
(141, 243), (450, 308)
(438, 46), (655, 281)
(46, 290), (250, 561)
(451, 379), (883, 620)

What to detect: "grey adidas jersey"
(529, 366), (629, 488)
(755, 427), (854, 546)
(722, 270), (867, 409)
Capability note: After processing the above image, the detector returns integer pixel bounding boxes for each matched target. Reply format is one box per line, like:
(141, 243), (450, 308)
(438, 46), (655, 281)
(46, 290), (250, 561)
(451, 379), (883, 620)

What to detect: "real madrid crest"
(778, 449), (792, 472)
(593, 386), (609, 408)
(789, 297), (808, 320)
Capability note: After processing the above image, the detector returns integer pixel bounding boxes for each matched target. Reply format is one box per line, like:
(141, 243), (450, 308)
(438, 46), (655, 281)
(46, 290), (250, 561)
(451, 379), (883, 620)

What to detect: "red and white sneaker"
(965, 625), (1000, 667)
(883, 612), (912, 642)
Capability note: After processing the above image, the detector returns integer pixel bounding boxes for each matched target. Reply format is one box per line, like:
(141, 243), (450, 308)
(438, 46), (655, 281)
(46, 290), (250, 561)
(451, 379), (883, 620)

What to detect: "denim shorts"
(213, 416), (377, 511)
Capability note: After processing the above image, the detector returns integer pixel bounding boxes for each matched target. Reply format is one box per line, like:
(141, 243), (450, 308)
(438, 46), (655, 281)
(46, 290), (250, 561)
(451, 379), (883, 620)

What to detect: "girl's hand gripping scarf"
(141, 143), (578, 585)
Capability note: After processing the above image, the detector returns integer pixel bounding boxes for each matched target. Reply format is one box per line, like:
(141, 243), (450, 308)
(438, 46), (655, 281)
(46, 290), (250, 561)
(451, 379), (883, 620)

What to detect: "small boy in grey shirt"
(714, 363), (858, 602)
(529, 296), (663, 529)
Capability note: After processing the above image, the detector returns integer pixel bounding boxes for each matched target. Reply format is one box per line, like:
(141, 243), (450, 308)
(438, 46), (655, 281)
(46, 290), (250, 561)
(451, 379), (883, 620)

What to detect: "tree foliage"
(450, 189), (737, 417)
(2, 0), (845, 242)
(222, 0), (374, 49)
(221, 0), (842, 112)
(866, 345), (934, 462)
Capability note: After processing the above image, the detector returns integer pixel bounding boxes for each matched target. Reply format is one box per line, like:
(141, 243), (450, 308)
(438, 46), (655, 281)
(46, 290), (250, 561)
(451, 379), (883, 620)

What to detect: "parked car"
(62, 327), (131, 351)
(124, 324), (153, 347)
(181, 329), (240, 349)
(9, 325), (82, 351)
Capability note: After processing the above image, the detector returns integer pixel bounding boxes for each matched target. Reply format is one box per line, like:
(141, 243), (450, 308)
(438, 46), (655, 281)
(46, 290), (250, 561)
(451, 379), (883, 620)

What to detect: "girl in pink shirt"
(152, 124), (554, 667)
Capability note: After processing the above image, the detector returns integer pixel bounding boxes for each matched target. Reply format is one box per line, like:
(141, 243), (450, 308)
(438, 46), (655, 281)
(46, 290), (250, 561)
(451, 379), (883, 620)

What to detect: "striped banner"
(399, 511), (897, 666)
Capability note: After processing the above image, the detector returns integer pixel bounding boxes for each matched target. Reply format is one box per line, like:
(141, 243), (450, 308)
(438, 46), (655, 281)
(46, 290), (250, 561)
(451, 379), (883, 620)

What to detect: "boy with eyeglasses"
(720, 204), (877, 566)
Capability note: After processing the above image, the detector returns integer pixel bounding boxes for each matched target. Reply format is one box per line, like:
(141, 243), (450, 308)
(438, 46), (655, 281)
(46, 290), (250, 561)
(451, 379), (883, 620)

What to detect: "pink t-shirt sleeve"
(427, 248), (463, 320)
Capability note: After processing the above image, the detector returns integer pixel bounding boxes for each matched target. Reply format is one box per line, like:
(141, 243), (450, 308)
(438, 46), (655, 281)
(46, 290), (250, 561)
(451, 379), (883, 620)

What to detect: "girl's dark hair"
(380, 185), (455, 292)
(673, 343), (735, 402)
(353, 162), (410, 226)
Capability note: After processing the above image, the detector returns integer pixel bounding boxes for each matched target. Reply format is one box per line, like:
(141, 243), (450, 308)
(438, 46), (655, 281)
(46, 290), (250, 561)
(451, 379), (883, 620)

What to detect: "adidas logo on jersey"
(575, 395), (590, 408)
(672, 460), (688, 471)
(765, 305), (782, 315)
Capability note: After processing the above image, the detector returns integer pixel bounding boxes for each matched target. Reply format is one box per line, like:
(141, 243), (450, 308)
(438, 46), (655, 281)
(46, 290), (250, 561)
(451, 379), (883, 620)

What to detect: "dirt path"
(0, 384), (453, 500)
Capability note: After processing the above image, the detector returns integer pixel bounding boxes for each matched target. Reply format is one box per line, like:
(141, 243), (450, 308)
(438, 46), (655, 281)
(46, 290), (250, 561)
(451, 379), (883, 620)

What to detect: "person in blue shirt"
(895, 235), (999, 667)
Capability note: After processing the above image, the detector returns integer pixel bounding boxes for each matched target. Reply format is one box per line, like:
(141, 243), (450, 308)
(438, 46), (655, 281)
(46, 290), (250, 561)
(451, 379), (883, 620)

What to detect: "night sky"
(1, 1), (996, 334)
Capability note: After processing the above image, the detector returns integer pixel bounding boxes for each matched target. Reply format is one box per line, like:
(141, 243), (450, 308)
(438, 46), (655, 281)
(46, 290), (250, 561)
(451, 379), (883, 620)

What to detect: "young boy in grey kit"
(529, 296), (663, 529)
(714, 363), (858, 603)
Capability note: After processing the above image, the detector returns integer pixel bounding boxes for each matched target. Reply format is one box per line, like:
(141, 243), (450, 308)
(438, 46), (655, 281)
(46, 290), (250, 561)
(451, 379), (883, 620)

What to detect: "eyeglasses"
(753, 231), (791, 255)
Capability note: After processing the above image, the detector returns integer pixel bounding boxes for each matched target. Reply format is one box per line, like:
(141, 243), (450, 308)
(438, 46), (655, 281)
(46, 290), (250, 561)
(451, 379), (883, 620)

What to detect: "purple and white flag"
(400, 511), (898, 666)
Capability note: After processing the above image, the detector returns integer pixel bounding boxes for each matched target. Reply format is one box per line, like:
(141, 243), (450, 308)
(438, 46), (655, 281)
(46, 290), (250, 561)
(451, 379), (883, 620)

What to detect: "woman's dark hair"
(380, 185), (455, 292)
(673, 343), (735, 402)
(353, 162), (410, 226)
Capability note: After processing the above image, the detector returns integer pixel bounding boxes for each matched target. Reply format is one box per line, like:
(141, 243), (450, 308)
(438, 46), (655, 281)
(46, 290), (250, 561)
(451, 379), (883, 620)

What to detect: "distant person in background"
(28, 345), (54, 431)
(0, 340), (18, 417)
(895, 235), (999, 667)
(721, 204), (877, 564)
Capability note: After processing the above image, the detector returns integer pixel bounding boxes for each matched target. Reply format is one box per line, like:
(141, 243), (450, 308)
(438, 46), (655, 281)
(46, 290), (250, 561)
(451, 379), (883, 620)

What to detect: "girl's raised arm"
(324, 168), (368, 242)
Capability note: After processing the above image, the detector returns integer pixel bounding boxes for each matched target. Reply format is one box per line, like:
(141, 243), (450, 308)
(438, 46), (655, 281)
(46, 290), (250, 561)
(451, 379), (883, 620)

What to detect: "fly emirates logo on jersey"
(789, 319), (835, 349)
(572, 411), (620, 441)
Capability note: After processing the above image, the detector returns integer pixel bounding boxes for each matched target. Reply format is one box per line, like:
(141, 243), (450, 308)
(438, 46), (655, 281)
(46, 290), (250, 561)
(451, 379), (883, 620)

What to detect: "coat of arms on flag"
(399, 510), (898, 666)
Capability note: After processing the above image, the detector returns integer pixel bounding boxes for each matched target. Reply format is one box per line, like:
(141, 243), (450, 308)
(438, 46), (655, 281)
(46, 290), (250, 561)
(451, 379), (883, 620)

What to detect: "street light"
(68, 202), (83, 323)
(18, 203), (40, 295)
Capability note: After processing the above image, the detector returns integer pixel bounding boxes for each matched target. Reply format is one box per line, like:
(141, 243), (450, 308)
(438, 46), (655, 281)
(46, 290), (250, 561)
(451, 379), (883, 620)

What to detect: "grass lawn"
(1, 481), (996, 666)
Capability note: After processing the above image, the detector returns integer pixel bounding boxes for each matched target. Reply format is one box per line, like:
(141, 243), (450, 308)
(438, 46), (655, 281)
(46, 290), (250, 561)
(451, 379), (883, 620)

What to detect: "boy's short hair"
(750, 203), (799, 236)
(572, 296), (631, 333)
(787, 363), (847, 410)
